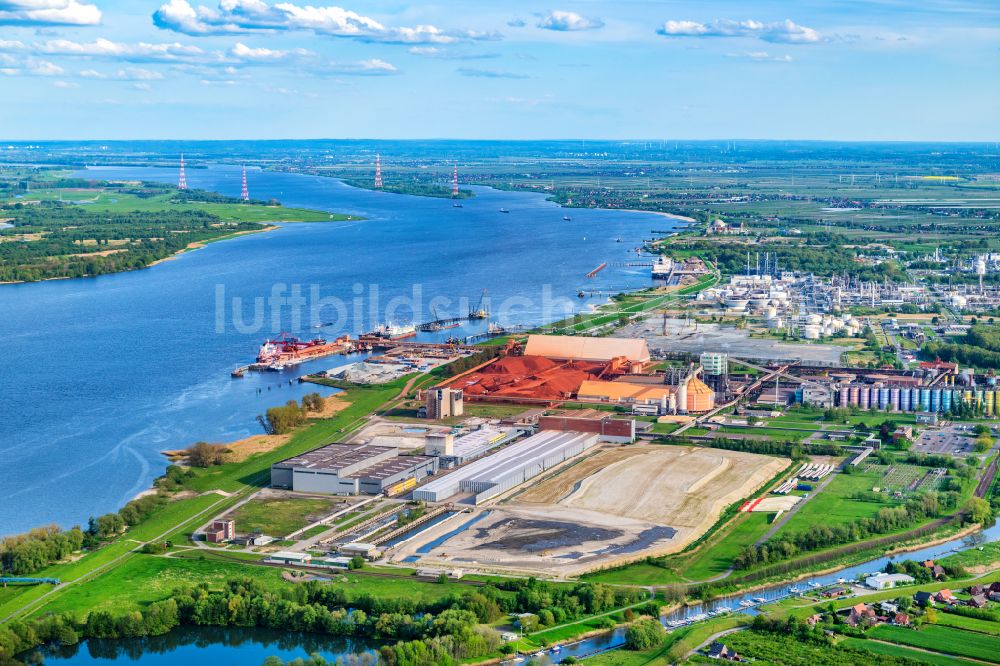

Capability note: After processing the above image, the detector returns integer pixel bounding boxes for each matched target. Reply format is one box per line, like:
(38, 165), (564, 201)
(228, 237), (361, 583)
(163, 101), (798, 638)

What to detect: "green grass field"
(231, 496), (339, 537)
(32, 553), (477, 619)
(681, 512), (774, 581)
(839, 637), (978, 666)
(868, 624), (1000, 662)
(22, 188), (345, 223)
(936, 611), (1000, 635)
(775, 470), (899, 535)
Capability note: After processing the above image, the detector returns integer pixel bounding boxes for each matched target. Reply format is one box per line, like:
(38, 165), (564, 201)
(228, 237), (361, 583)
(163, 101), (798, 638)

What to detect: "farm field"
(936, 611), (1000, 635)
(867, 624), (1000, 662)
(839, 638), (978, 666)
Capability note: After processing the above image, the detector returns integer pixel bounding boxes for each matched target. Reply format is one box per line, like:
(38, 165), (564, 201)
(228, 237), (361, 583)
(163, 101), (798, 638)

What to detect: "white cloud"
(657, 18), (821, 44)
(52, 79), (77, 87)
(26, 58), (63, 75)
(407, 45), (498, 60)
(115, 67), (163, 80)
(537, 10), (603, 32)
(153, 0), (498, 43)
(36, 38), (207, 62)
(0, 0), (101, 26)
(229, 42), (312, 61)
(324, 58), (396, 75)
(728, 50), (793, 62)
(133, 82), (151, 90)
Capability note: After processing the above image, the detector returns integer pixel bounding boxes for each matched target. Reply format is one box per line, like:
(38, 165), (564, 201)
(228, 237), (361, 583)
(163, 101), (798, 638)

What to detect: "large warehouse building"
(523, 335), (651, 365)
(413, 430), (598, 504)
(271, 444), (437, 495)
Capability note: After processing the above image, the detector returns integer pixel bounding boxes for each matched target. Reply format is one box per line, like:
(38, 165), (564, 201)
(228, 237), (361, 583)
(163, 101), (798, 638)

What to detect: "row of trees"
(0, 525), (84, 576)
(733, 491), (958, 571)
(0, 205), (261, 282)
(258, 394), (326, 435)
(0, 578), (645, 666)
(87, 491), (169, 540)
(683, 436), (841, 459)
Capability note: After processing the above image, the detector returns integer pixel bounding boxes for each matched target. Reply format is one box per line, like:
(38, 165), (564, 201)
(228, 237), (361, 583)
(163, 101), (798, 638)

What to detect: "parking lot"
(912, 424), (978, 457)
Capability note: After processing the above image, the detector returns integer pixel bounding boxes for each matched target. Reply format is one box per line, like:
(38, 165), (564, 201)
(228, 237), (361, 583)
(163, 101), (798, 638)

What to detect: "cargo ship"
(255, 333), (354, 367)
(373, 322), (417, 341)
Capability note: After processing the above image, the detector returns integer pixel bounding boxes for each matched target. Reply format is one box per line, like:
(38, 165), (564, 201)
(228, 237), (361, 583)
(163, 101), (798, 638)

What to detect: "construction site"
(391, 444), (786, 576)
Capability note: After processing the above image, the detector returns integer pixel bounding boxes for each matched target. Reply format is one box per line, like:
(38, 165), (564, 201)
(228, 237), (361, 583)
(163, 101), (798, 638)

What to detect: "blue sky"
(0, 0), (997, 140)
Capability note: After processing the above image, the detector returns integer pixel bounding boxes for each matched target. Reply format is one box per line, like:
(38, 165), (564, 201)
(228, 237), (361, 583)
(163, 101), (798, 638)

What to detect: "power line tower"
(452, 162), (459, 198)
(240, 165), (249, 202)
(374, 154), (383, 189)
(177, 153), (187, 190)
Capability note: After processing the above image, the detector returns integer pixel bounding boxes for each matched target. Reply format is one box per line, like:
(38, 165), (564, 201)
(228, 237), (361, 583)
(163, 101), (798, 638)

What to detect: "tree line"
(0, 575), (644, 665)
(733, 491), (960, 571)
(0, 204), (261, 282)
(0, 525), (84, 576)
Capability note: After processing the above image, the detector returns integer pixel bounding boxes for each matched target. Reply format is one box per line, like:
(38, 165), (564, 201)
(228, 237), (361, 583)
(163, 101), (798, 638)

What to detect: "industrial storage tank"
(988, 391), (997, 416)
(685, 376), (715, 413)
(930, 388), (941, 412)
(859, 386), (871, 410)
(879, 387), (890, 410)
(941, 390), (952, 413)
(920, 389), (931, 412)
(890, 387), (900, 411)
(803, 325), (821, 340)
(807, 314), (822, 325)
(848, 385), (859, 406)
(840, 385), (850, 407)
(725, 298), (750, 310)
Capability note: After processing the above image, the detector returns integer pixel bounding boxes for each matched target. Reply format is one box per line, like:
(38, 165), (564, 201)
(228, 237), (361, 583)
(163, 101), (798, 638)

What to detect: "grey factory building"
(271, 443), (438, 495)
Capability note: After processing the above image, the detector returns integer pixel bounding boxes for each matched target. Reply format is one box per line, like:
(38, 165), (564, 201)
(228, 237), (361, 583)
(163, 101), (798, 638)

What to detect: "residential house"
(822, 586), (849, 598)
(707, 642), (740, 661)
(921, 560), (945, 579)
(846, 603), (880, 627)
(914, 591), (935, 606)
(967, 594), (988, 609)
(935, 589), (957, 605)
(968, 584), (987, 597)
(878, 602), (899, 615)
(893, 613), (911, 626)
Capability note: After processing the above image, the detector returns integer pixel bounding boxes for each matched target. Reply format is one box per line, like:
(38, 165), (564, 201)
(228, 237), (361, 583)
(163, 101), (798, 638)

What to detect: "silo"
(909, 388), (921, 412)
(879, 387), (890, 410)
(859, 386), (871, 410)
(920, 388), (931, 412)
(930, 388), (941, 413)
(976, 390), (984, 408)
(941, 389), (952, 413)
(839, 385), (850, 407)
(848, 385), (859, 406)
(964, 390), (974, 407)
(986, 391), (995, 416)
(890, 387), (900, 412)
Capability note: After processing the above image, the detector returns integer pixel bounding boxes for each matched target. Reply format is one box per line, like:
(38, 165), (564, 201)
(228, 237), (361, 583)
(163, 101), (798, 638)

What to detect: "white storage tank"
(803, 325), (821, 339)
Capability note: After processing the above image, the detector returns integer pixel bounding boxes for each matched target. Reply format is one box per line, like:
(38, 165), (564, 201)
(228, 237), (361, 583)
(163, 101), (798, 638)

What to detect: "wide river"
(0, 164), (673, 535)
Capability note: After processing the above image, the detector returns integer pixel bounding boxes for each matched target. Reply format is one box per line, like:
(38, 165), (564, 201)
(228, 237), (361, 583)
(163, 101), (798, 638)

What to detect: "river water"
(20, 626), (381, 665)
(0, 165), (670, 535)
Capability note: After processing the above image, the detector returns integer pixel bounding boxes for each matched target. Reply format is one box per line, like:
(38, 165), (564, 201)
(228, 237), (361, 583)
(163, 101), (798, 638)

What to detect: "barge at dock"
(232, 333), (358, 375)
